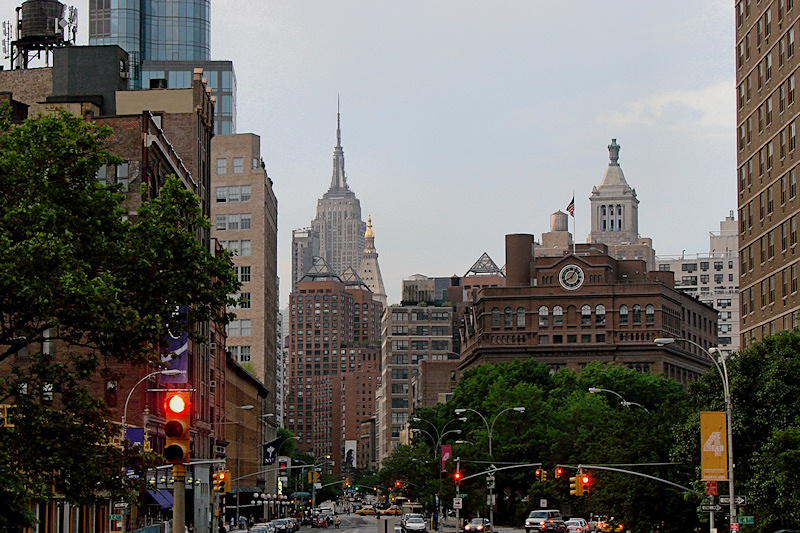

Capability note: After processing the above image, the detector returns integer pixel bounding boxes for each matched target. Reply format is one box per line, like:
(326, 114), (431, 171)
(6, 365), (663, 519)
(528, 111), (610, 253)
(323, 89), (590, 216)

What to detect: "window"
(215, 185), (252, 202)
(229, 345), (251, 362)
(595, 305), (606, 325)
(220, 239), (251, 257)
(228, 319), (251, 336)
(216, 158), (226, 174)
(645, 304), (655, 324)
(581, 305), (592, 326)
(632, 304), (642, 324)
(233, 157), (244, 174)
(538, 306), (549, 326)
(116, 162), (129, 191)
(517, 307), (526, 327)
(491, 308), (500, 328)
(235, 266), (251, 283)
(504, 307), (513, 328)
(230, 292), (251, 309)
(553, 306), (563, 326)
(619, 305), (629, 325)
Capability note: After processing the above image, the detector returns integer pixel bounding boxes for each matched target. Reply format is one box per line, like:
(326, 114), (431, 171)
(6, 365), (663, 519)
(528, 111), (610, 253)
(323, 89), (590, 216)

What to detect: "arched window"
(595, 304), (606, 325)
(504, 307), (513, 328)
(538, 306), (549, 327)
(645, 304), (655, 324)
(553, 306), (564, 326)
(632, 304), (642, 324)
(581, 305), (592, 326)
(619, 305), (629, 325)
(491, 308), (500, 328)
(517, 307), (526, 327)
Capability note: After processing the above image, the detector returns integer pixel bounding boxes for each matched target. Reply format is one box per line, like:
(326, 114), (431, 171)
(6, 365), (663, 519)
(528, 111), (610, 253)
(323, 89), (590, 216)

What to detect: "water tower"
(3, 0), (76, 69)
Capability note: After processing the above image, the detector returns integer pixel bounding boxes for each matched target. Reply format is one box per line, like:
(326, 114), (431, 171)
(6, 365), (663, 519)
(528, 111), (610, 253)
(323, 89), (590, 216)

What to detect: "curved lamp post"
(655, 336), (735, 524)
(121, 368), (185, 442)
(454, 406), (525, 527)
(588, 387), (649, 412)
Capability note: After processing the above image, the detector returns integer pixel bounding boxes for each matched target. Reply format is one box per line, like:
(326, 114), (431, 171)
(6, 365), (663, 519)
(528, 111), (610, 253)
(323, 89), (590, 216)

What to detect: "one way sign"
(701, 504), (723, 512)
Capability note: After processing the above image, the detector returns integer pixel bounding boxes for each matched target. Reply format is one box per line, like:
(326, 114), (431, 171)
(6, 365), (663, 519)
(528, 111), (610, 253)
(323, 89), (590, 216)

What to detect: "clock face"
(559, 264), (585, 290)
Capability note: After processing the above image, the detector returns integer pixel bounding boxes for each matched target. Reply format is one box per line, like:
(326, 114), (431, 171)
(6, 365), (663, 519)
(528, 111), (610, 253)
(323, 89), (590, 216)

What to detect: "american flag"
(566, 196), (575, 217)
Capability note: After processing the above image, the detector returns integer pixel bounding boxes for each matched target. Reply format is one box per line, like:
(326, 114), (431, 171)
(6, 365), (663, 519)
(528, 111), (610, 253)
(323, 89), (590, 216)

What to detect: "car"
(355, 506), (378, 516)
(598, 518), (623, 533)
(565, 519), (588, 533)
(272, 519), (291, 533)
(525, 510), (566, 533)
(402, 517), (427, 533)
(464, 518), (492, 533)
(402, 514), (424, 528)
(381, 506), (403, 516)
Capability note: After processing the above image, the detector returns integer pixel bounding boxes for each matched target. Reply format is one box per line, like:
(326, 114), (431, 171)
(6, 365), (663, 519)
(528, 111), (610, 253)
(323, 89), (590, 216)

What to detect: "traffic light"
(279, 458), (287, 474)
(580, 473), (590, 494)
(555, 467), (564, 479)
(569, 475), (584, 496)
(454, 471), (461, 484)
(395, 480), (402, 488)
(213, 470), (228, 493)
(534, 469), (542, 481)
(542, 470), (548, 481)
(164, 391), (190, 464)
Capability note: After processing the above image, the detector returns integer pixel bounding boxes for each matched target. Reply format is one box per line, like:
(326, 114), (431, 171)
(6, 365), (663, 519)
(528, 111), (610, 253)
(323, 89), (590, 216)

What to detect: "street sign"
(701, 505), (723, 512)
(737, 516), (755, 525)
(453, 497), (463, 510)
(706, 481), (718, 495)
(486, 480), (495, 490)
(114, 502), (129, 509)
(730, 524), (739, 532)
(458, 493), (468, 498)
(540, 499), (547, 508)
(720, 496), (747, 505)
(109, 514), (122, 521)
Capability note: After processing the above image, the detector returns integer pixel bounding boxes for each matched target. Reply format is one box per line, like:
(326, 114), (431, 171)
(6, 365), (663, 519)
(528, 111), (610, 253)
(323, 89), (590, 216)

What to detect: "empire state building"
(311, 110), (366, 277)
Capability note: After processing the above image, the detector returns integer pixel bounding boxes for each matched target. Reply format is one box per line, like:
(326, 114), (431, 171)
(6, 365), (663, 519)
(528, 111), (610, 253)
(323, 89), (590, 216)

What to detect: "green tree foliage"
(399, 359), (698, 532)
(0, 108), (239, 527)
(672, 330), (800, 531)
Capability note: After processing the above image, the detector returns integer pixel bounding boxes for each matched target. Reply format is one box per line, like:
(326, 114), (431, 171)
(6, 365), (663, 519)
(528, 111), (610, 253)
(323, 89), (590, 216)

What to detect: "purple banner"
(161, 305), (189, 383)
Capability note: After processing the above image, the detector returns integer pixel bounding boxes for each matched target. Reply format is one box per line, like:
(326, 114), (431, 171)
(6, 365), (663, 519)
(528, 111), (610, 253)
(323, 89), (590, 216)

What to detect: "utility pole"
(173, 464), (186, 533)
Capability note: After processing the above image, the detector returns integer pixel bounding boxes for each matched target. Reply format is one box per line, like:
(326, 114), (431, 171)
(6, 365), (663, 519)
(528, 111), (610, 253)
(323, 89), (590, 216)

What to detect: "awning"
(146, 489), (174, 509)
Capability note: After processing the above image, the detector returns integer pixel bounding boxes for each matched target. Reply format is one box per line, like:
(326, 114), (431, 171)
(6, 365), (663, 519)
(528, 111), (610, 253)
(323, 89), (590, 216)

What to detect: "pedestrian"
(334, 515), (340, 529)
(219, 519), (226, 533)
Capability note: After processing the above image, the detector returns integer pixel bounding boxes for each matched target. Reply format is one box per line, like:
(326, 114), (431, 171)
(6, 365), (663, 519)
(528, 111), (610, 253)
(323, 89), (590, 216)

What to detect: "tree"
(672, 330), (800, 532)
(0, 108), (239, 526)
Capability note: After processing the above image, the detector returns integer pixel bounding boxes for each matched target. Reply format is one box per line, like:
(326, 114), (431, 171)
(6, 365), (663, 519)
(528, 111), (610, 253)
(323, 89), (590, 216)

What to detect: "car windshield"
(528, 512), (547, 518)
(566, 521), (580, 525)
(469, 519), (485, 525)
(406, 518), (424, 524)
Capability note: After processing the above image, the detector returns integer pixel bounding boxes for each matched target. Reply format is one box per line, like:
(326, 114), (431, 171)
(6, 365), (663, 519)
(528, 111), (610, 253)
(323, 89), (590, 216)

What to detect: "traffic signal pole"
(173, 464), (186, 533)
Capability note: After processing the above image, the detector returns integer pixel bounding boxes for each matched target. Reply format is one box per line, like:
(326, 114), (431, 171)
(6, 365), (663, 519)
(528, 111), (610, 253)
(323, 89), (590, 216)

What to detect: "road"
(310, 514), (523, 533)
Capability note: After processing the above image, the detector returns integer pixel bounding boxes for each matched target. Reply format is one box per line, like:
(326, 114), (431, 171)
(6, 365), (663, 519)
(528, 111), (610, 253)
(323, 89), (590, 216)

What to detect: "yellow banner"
(700, 411), (728, 481)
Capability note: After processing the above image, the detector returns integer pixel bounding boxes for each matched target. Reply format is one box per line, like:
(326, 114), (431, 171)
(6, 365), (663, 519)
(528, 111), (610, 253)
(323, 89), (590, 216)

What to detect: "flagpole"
(572, 190), (576, 255)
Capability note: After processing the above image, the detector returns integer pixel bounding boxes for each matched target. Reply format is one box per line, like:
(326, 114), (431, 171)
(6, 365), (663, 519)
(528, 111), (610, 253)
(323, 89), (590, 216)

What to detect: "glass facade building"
(88, 0), (233, 133)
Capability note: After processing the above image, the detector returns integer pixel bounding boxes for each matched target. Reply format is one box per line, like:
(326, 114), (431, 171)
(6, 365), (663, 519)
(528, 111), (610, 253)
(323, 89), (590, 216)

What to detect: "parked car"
(272, 519), (291, 533)
(464, 518), (492, 533)
(355, 506), (378, 516)
(525, 509), (566, 533)
(402, 517), (427, 533)
(565, 519), (588, 533)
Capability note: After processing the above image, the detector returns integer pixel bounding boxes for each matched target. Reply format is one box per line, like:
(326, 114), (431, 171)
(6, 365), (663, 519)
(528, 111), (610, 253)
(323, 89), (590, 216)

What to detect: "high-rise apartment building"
(284, 271), (382, 472)
(736, 1), (800, 345)
(309, 111), (366, 277)
(88, 0), (235, 133)
(657, 214), (741, 357)
(211, 134), (278, 407)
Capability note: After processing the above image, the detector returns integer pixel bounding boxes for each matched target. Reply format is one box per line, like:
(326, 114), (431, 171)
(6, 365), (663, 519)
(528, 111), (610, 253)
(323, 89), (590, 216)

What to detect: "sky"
(3, 0), (737, 307)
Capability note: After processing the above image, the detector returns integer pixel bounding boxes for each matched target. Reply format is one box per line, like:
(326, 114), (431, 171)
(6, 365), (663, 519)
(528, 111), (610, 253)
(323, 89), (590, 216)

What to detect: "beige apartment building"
(737, 1), (800, 344)
(211, 134), (279, 417)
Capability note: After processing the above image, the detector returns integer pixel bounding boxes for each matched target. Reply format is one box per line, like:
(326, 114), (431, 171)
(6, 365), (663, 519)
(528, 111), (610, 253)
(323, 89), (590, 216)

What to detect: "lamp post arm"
(122, 370), (162, 436)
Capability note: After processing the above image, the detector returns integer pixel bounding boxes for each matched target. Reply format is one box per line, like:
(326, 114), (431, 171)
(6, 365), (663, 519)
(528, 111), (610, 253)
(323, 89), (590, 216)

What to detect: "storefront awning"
(146, 489), (174, 509)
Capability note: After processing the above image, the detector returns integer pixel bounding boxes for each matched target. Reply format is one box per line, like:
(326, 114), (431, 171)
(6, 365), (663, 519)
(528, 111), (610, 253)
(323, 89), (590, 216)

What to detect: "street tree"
(0, 108), (239, 527)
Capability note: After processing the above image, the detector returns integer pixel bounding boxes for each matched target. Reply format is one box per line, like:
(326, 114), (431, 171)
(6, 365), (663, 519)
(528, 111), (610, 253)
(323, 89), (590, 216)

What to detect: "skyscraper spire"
(359, 214), (387, 307)
(330, 97), (347, 190)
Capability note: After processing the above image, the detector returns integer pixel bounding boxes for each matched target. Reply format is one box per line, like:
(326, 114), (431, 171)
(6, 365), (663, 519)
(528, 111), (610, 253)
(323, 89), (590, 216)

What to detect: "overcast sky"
(4, 0), (736, 307)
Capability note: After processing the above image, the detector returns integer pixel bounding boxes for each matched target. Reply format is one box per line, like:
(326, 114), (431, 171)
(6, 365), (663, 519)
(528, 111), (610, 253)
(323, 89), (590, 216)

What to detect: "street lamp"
(587, 387), (649, 412)
(121, 368), (185, 442)
(411, 416), (466, 522)
(655, 336), (735, 524)
(454, 406), (525, 528)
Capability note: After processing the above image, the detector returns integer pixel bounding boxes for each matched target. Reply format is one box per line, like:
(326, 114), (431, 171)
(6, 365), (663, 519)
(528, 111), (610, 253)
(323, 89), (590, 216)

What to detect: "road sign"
(458, 493), (468, 498)
(701, 505), (723, 512)
(720, 496), (747, 505)
(737, 516), (755, 525)
(730, 524), (739, 532)
(453, 497), (463, 510)
(114, 502), (129, 509)
(706, 481), (718, 495)
(109, 514), (122, 521)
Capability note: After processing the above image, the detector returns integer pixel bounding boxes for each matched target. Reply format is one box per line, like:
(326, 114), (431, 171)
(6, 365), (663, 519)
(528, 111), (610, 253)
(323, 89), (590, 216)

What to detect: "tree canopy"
(0, 108), (240, 527)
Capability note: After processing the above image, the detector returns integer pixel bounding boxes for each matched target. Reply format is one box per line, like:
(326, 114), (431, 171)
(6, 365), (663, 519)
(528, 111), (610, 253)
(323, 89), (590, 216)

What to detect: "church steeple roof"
(598, 138), (633, 192)
(329, 97), (348, 191)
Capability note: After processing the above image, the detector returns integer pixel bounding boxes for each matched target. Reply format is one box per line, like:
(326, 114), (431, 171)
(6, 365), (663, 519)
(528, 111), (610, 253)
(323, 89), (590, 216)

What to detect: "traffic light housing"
(164, 391), (191, 463)
(395, 480), (402, 488)
(535, 468), (541, 481)
(454, 471), (461, 484)
(555, 467), (563, 479)
(580, 473), (590, 494)
(213, 470), (228, 493)
(569, 475), (584, 496)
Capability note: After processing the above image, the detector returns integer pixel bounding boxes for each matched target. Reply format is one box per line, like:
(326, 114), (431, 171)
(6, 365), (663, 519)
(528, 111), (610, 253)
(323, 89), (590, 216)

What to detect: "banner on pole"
(700, 411), (728, 481)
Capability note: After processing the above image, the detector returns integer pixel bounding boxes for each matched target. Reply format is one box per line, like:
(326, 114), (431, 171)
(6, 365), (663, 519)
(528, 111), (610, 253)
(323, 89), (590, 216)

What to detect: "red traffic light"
(454, 471), (461, 481)
(555, 467), (563, 479)
(219, 471), (227, 481)
(395, 480), (402, 487)
(581, 474), (590, 484)
(164, 391), (191, 464)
